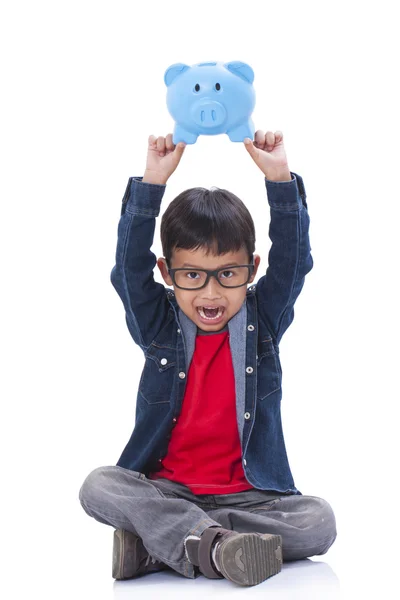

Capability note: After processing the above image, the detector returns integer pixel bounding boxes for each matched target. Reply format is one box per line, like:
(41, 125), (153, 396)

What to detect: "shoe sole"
(218, 532), (282, 586)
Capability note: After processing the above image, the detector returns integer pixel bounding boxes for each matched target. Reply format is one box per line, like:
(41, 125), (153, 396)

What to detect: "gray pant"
(79, 465), (337, 579)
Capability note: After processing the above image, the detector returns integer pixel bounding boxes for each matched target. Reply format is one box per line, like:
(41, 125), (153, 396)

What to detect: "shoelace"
(144, 554), (159, 567)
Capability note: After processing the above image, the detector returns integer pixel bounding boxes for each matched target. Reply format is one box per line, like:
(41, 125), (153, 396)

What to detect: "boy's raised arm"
(243, 131), (313, 345)
(258, 172), (313, 345)
(110, 135), (186, 351)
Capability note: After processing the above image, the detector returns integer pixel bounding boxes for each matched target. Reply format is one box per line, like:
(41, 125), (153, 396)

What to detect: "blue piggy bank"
(164, 61), (256, 144)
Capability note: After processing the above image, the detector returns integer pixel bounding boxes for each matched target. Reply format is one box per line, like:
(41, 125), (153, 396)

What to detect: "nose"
(201, 275), (222, 298)
(191, 99), (227, 129)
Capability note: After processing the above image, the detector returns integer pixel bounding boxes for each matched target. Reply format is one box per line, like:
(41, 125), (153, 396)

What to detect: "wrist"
(142, 170), (168, 185)
(264, 167), (292, 182)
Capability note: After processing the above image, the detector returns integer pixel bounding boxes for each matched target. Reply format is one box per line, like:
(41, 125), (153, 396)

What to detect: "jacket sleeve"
(256, 172), (313, 345)
(110, 176), (170, 352)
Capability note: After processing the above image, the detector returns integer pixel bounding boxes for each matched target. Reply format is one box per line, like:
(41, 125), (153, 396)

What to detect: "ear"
(157, 257), (174, 286)
(224, 61), (254, 84)
(164, 63), (190, 86)
(249, 254), (261, 283)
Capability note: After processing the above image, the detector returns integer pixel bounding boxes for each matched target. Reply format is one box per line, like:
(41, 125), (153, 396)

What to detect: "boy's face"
(157, 247), (260, 332)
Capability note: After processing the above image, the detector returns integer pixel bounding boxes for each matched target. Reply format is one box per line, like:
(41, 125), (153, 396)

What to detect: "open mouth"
(196, 306), (225, 320)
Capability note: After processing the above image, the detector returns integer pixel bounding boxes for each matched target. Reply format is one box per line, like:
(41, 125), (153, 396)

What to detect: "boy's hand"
(142, 134), (186, 185)
(243, 130), (292, 181)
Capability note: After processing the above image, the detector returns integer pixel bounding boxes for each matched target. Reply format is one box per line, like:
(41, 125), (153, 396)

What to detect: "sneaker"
(112, 528), (171, 580)
(186, 526), (283, 586)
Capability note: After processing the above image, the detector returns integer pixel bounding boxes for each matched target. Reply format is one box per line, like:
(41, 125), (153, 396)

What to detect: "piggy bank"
(164, 61), (256, 144)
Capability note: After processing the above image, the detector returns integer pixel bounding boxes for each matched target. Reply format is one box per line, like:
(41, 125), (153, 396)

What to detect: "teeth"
(197, 307), (223, 320)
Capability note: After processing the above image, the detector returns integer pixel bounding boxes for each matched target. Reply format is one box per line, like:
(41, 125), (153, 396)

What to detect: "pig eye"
(215, 83), (221, 91)
(194, 83), (200, 92)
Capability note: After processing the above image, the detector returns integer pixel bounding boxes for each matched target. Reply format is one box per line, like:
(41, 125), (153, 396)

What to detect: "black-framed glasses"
(167, 255), (255, 290)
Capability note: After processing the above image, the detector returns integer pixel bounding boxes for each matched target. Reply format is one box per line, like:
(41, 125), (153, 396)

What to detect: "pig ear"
(164, 63), (190, 86)
(224, 61), (254, 84)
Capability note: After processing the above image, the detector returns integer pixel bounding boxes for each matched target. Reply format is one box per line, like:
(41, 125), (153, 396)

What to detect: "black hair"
(160, 186), (255, 267)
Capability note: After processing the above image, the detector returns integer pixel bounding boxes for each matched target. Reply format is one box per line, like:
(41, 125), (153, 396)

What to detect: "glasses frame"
(167, 255), (255, 291)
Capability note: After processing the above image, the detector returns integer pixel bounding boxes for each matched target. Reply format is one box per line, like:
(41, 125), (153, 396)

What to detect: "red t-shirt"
(149, 325), (254, 495)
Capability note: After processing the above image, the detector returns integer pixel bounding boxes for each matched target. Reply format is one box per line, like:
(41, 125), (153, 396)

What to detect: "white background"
(1, 1), (399, 598)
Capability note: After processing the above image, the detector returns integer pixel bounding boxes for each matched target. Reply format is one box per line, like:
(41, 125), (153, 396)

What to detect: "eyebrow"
(181, 262), (241, 269)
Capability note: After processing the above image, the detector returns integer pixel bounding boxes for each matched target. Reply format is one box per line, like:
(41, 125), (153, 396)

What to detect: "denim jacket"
(110, 171), (313, 495)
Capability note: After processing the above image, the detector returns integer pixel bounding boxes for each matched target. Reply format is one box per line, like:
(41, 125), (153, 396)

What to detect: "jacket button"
(243, 458), (247, 466)
(246, 366), (253, 374)
(179, 371), (186, 379)
(247, 325), (255, 331)
(160, 358), (168, 365)
(177, 329), (181, 334)
(244, 412), (251, 420)
(172, 417), (177, 423)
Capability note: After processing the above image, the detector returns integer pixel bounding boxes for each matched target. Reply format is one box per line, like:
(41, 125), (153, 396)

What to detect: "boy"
(79, 131), (337, 587)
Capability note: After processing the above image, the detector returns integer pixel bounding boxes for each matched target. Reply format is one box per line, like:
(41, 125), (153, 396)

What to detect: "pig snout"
(190, 99), (227, 128)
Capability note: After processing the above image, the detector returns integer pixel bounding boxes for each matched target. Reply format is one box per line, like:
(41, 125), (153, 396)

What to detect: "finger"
(244, 138), (259, 160)
(174, 141), (186, 159)
(254, 130), (265, 148)
(156, 136), (166, 154)
(165, 133), (174, 152)
(274, 130), (283, 143)
(266, 131), (275, 150)
(148, 134), (157, 147)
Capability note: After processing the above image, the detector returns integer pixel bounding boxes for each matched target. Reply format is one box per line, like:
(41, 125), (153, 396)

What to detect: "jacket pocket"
(256, 337), (281, 401)
(138, 343), (177, 405)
